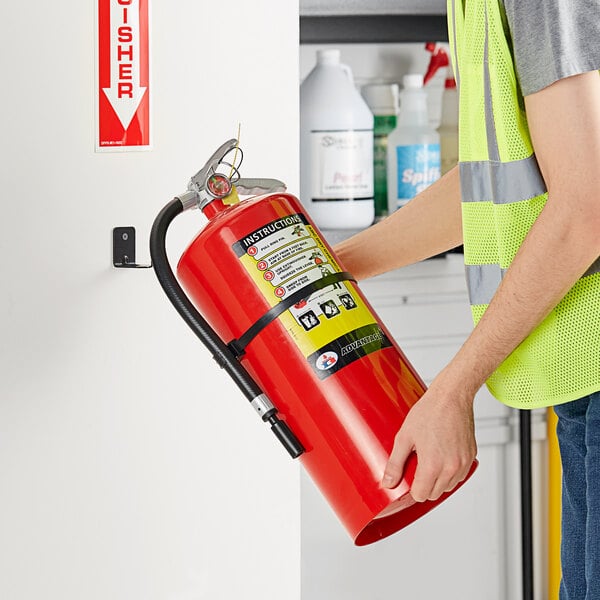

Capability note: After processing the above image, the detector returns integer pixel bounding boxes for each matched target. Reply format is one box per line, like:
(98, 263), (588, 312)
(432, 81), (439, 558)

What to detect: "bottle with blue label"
(387, 74), (441, 212)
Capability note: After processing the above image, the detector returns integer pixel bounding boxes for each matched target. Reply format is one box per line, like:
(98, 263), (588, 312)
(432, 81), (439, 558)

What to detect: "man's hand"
(381, 373), (477, 502)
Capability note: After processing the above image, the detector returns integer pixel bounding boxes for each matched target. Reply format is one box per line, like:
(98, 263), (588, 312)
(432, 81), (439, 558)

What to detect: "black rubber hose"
(149, 198), (263, 401)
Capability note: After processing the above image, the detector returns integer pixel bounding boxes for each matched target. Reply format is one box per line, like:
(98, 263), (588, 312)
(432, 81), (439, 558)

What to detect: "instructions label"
(233, 213), (389, 374)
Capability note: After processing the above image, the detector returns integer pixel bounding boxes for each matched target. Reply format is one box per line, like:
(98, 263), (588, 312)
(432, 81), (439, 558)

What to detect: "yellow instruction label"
(232, 214), (388, 369)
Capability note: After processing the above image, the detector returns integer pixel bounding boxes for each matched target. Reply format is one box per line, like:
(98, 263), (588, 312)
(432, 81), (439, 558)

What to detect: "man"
(334, 2), (600, 597)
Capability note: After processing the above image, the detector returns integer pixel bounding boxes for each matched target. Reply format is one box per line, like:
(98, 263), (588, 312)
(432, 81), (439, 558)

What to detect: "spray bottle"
(362, 83), (399, 221)
(386, 74), (440, 213)
(424, 42), (459, 175)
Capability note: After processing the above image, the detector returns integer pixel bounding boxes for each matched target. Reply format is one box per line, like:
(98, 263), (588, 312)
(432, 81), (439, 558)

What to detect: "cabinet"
(301, 255), (548, 600)
(299, 7), (548, 598)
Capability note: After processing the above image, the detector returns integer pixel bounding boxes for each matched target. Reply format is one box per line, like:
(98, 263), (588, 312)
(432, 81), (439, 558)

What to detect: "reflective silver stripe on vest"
(449, 0), (461, 88)
(467, 258), (600, 306)
(457, 0), (598, 307)
(462, 2), (547, 206)
(483, 5), (500, 163)
(466, 263), (506, 305)
(460, 156), (547, 204)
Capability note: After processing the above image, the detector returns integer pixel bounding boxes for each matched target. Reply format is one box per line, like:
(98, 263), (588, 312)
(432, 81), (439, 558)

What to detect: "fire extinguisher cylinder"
(151, 139), (477, 545)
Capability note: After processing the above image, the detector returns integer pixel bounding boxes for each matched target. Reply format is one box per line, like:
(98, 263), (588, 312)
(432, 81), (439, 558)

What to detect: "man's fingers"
(380, 386), (477, 500)
(443, 462), (473, 493)
(412, 454), (474, 502)
(383, 440), (474, 499)
(381, 432), (413, 489)
(410, 459), (440, 502)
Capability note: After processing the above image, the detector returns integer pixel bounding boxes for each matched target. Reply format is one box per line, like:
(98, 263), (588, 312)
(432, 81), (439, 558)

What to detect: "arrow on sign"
(102, 0), (147, 130)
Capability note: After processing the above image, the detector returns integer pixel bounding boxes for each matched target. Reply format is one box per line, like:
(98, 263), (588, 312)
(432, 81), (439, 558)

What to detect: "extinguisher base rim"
(352, 459), (478, 546)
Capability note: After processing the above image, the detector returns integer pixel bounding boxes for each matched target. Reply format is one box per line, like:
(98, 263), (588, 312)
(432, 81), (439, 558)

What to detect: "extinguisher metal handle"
(235, 178), (287, 196)
(185, 138), (241, 210)
(189, 138), (238, 190)
(181, 140), (288, 211)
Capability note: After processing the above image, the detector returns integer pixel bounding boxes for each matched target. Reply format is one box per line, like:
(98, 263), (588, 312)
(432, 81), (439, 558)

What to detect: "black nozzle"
(268, 415), (305, 459)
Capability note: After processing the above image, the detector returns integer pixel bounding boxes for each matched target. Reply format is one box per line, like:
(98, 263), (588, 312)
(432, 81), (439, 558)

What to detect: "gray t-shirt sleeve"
(502, 0), (600, 96)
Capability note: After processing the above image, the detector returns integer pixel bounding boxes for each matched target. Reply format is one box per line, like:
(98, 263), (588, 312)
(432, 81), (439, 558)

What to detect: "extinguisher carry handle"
(235, 178), (287, 196)
(188, 138), (239, 192)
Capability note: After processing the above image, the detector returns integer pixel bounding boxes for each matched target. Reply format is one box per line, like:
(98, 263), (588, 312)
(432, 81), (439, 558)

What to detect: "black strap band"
(228, 271), (355, 357)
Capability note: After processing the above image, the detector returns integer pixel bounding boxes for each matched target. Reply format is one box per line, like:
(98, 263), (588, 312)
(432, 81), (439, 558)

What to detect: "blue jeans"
(554, 391), (600, 600)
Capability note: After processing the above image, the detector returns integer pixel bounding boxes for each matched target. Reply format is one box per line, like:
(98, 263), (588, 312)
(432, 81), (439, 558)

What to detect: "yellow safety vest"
(447, 0), (600, 408)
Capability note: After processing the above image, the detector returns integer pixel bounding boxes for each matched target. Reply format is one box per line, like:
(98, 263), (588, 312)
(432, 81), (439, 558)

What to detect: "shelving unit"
(300, 15), (448, 44)
(299, 4), (546, 599)
(300, 0), (448, 44)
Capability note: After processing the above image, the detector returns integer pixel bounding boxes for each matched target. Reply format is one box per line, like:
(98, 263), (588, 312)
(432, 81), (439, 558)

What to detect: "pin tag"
(222, 186), (241, 205)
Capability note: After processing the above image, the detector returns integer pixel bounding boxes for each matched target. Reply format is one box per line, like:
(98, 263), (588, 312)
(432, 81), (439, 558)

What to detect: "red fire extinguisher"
(150, 139), (477, 546)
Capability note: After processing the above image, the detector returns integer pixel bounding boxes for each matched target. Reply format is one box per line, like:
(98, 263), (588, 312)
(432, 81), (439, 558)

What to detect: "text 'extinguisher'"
(149, 139), (477, 546)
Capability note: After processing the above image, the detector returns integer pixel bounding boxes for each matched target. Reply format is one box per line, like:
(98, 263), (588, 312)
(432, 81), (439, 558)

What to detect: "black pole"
(519, 409), (534, 600)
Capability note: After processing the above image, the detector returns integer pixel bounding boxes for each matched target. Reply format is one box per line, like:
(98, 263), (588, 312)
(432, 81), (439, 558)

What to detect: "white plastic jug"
(300, 49), (375, 230)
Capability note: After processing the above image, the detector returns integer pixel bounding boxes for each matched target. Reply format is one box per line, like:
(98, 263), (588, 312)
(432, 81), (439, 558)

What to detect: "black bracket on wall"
(113, 227), (152, 269)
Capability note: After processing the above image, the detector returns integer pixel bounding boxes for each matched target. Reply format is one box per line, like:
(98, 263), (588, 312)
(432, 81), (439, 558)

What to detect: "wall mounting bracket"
(112, 226), (152, 269)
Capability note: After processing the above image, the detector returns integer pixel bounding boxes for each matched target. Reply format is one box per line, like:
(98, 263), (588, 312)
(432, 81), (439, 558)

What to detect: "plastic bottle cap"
(402, 74), (424, 89)
(317, 49), (341, 64)
(361, 83), (399, 113)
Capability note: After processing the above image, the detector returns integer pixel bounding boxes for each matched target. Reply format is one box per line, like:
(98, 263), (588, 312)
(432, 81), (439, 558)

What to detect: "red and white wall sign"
(97, 0), (150, 150)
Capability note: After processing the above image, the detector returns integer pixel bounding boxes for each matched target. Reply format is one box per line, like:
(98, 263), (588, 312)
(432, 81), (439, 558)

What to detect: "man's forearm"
(442, 194), (600, 397)
(443, 72), (600, 397)
(333, 166), (463, 280)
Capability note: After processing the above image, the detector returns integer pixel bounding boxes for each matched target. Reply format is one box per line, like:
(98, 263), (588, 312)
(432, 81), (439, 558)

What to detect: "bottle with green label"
(386, 74), (441, 213)
(362, 83), (399, 221)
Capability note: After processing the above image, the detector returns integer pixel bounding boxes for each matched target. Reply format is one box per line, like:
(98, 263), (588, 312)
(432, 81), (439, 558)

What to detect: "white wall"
(0, 2), (300, 599)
